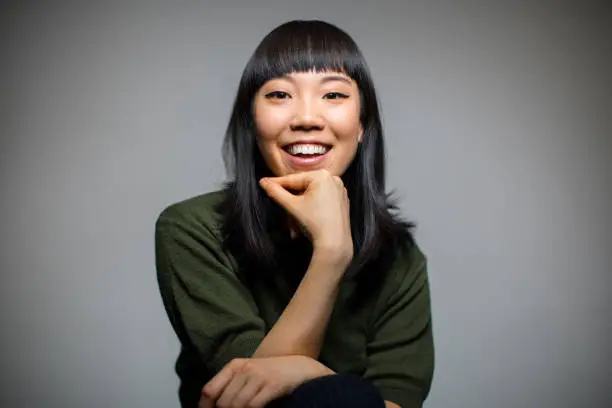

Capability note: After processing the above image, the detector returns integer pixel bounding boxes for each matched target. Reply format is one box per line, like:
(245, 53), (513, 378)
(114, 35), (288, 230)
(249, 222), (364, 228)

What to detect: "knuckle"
(240, 359), (254, 372)
(201, 385), (215, 399)
(230, 358), (245, 368)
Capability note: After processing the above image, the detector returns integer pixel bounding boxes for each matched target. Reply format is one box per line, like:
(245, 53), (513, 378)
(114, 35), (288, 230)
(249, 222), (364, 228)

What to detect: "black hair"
(218, 20), (414, 282)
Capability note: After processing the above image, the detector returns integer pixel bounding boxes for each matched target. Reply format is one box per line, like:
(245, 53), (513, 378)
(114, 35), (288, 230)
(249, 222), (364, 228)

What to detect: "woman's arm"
(197, 172), (357, 406)
(156, 171), (352, 373)
(253, 170), (353, 359)
(253, 247), (349, 359)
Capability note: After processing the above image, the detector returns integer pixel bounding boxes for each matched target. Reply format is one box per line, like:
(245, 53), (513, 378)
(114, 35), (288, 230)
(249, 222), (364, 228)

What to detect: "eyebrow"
(277, 74), (353, 85)
(320, 75), (353, 85)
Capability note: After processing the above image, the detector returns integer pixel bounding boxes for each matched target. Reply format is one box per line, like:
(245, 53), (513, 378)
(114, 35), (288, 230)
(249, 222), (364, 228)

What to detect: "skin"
(200, 71), (401, 408)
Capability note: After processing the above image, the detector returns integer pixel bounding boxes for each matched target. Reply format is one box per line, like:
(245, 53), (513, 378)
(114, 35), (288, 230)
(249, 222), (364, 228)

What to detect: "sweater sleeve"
(155, 203), (265, 374)
(363, 245), (435, 408)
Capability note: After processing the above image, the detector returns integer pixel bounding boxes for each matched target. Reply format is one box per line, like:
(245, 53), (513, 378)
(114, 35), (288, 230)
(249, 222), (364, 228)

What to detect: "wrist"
(312, 241), (353, 267)
(310, 251), (352, 279)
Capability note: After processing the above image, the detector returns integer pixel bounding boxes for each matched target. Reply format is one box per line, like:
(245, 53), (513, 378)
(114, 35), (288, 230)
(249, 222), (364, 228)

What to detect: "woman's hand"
(199, 355), (334, 408)
(260, 170), (353, 264)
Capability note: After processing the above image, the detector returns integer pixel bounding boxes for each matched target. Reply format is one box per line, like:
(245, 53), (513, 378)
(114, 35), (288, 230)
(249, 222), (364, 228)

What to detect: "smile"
(282, 143), (331, 168)
(284, 143), (331, 156)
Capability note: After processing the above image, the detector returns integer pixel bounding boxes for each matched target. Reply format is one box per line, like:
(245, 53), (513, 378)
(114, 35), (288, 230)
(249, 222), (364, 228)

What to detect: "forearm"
(253, 249), (348, 359)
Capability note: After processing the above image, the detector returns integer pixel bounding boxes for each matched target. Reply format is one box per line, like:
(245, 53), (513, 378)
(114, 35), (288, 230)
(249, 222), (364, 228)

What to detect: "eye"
(324, 92), (349, 100)
(264, 91), (291, 99)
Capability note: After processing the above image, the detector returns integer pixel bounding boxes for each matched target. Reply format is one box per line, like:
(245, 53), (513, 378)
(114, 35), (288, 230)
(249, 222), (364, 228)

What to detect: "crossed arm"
(200, 250), (403, 408)
(156, 174), (433, 407)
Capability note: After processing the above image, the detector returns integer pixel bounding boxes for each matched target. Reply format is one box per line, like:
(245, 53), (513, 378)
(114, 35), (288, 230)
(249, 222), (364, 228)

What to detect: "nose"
(290, 97), (324, 131)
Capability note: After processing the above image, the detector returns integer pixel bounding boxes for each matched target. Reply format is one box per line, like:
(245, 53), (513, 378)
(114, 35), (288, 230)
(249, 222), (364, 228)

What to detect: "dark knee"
(285, 374), (385, 408)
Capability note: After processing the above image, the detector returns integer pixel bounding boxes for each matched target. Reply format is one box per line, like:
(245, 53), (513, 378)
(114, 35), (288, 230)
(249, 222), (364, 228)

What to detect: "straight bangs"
(242, 20), (366, 93)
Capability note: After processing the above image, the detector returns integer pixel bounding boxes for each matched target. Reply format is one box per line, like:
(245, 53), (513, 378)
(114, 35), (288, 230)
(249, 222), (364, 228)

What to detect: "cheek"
(254, 105), (288, 141)
(326, 103), (361, 139)
(254, 104), (288, 175)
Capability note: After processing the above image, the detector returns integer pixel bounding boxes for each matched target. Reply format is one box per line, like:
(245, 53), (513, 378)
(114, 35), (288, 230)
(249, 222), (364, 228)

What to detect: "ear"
(358, 123), (364, 143)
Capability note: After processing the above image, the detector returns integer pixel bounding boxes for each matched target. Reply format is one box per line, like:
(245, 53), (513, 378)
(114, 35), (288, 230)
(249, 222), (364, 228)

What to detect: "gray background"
(1, 1), (610, 407)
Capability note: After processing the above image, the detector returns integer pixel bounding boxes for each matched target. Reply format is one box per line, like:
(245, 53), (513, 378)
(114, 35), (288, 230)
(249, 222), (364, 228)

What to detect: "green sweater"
(155, 189), (434, 408)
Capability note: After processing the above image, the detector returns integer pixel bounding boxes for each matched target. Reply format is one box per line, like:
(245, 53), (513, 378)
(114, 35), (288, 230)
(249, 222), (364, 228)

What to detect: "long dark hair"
(218, 20), (414, 281)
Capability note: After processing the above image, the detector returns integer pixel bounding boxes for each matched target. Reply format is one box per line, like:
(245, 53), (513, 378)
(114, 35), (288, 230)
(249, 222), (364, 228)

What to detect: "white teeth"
(287, 144), (329, 156)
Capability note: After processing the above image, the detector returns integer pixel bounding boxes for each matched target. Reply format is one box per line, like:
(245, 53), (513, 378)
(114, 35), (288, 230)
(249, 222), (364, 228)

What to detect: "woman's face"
(253, 70), (363, 177)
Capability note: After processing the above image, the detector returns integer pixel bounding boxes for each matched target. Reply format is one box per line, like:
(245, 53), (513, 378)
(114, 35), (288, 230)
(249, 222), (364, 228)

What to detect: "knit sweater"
(155, 189), (434, 408)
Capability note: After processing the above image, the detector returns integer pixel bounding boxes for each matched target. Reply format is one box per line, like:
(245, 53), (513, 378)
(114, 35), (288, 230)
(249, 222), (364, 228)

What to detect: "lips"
(284, 144), (331, 157)
(281, 142), (332, 169)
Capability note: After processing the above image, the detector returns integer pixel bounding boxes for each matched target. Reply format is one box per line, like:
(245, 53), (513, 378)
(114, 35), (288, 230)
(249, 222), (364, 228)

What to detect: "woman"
(155, 20), (434, 408)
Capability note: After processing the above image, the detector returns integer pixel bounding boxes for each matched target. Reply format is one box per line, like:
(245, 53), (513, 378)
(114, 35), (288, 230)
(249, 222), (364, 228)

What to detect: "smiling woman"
(155, 20), (434, 408)
(255, 71), (363, 176)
